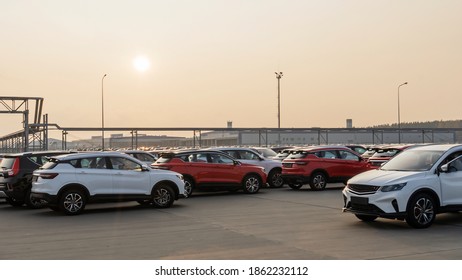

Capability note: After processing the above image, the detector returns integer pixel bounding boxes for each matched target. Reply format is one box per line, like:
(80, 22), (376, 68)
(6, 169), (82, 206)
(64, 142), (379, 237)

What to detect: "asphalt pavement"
(2, 183), (462, 260)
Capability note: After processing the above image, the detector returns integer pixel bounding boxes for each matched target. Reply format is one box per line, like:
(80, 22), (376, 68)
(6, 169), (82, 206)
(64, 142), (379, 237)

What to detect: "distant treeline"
(369, 120), (462, 129)
(369, 120), (462, 142)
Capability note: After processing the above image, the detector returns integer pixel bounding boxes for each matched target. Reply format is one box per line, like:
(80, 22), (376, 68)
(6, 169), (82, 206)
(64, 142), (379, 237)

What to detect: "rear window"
(373, 149), (401, 158)
(0, 157), (16, 169)
(287, 151), (308, 159)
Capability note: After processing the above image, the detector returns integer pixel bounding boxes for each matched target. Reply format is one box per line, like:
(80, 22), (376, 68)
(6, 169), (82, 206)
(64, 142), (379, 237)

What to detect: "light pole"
(102, 74), (107, 150)
(275, 72), (283, 129)
(398, 81), (408, 143)
(275, 72), (283, 145)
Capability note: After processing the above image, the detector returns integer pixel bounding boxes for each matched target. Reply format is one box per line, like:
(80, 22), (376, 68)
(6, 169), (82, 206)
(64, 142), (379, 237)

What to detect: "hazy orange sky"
(1, 0), (461, 140)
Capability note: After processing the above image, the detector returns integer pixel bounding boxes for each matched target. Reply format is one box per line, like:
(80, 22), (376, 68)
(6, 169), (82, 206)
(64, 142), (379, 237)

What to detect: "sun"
(133, 56), (150, 72)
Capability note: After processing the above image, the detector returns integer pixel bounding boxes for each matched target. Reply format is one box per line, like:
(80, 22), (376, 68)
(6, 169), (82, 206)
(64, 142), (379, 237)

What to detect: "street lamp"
(102, 74), (107, 150)
(275, 72), (283, 129)
(398, 81), (408, 143)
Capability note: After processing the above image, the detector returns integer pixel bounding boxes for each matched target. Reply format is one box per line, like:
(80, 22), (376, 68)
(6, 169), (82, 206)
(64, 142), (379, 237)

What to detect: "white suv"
(343, 144), (462, 228)
(31, 152), (185, 215)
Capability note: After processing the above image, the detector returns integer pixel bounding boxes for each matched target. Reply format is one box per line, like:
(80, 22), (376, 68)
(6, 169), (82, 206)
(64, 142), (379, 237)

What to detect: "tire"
(406, 193), (436, 229)
(59, 189), (87, 215)
(152, 184), (175, 208)
(242, 174), (261, 194)
(355, 214), (378, 222)
(288, 183), (303, 189)
(6, 197), (24, 207)
(268, 169), (284, 188)
(25, 189), (46, 209)
(183, 177), (194, 198)
(309, 172), (327, 190)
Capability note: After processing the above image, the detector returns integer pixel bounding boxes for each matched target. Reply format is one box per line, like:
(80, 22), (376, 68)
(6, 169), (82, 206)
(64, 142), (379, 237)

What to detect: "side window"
(209, 154), (234, 164)
(79, 158), (92, 168)
(224, 151), (239, 159)
(317, 150), (337, 159)
(240, 151), (259, 160)
(135, 154), (153, 162)
(28, 156), (41, 165)
(339, 150), (359, 161)
(188, 153), (208, 163)
(447, 155), (462, 172)
(110, 157), (142, 171)
(42, 156), (52, 165)
(88, 157), (107, 169)
(179, 155), (190, 162)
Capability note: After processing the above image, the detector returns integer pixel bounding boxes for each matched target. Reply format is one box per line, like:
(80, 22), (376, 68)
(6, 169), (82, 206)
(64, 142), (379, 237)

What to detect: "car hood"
(348, 169), (427, 186)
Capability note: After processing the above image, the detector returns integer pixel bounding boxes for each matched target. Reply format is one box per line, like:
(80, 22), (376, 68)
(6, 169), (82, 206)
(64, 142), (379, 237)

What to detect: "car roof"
(295, 145), (351, 152)
(403, 143), (462, 152)
(159, 149), (230, 157)
(119, 150), (152, 154)
(208, 147), (258, 152)
(3, 151), (73, 157)
(50, 151), (136, 160)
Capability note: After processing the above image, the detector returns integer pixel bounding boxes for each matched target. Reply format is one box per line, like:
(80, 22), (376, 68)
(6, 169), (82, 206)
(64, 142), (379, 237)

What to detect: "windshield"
(381, 150), (444, 171)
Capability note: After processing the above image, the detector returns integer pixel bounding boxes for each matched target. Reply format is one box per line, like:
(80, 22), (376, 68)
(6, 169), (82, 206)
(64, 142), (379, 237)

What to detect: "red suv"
(151, 150), (267, 197)
(281, 146), (373, 190)
(367, 144), (423, 168)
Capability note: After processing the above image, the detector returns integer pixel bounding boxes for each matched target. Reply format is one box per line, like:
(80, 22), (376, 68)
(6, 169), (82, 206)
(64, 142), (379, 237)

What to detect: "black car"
(0, 151), (73, 208)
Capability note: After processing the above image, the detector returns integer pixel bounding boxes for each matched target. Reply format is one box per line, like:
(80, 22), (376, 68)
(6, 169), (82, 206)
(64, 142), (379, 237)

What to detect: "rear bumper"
(0, 179), (29, 200)
(31, 192), (58, 205)
(281, 174), (310, 185)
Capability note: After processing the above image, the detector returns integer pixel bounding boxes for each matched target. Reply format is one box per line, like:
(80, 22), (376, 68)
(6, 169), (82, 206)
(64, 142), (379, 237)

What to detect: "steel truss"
(0, 97), (47, 153)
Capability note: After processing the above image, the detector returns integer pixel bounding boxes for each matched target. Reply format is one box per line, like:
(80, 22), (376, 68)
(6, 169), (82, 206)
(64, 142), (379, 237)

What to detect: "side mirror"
(234, 160), (241, 166)
(440, 164), (449, 173)
(141, 165), (150, 171)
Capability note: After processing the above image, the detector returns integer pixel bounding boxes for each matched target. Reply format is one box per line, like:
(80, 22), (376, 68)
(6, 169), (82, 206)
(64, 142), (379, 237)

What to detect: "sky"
(1, 0), (461, 140)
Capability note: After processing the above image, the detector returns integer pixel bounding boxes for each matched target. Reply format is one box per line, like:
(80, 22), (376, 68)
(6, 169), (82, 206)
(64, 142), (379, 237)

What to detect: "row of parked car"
(4, 143), (462, 229)
(0, 145), (372, 215)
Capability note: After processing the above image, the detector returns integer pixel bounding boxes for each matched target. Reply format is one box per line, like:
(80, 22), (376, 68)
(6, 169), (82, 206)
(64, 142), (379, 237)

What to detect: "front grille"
(348, 184), (380, 195)
(349, 202), (384, 214)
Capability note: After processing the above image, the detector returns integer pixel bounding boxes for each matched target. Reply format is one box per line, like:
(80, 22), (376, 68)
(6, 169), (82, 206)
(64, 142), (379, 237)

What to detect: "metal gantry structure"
(1, 96), (461, 153)
(0, 97), (48, 153)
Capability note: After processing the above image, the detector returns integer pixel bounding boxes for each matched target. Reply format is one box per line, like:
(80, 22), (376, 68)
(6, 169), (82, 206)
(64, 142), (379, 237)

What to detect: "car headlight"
(380, 183), (406, 192)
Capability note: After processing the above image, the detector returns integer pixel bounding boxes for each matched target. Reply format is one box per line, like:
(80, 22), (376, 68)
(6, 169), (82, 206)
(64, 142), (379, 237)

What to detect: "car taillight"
(38, 173), (59, 179)
(7, 158), (20, 177)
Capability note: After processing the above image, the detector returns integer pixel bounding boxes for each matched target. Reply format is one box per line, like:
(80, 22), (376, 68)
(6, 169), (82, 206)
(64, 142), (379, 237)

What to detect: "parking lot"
(2, 183), (462, 260)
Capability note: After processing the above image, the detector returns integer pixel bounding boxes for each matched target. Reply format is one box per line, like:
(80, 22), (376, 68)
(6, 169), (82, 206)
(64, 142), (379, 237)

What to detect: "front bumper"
(342, 189), (407, 220)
